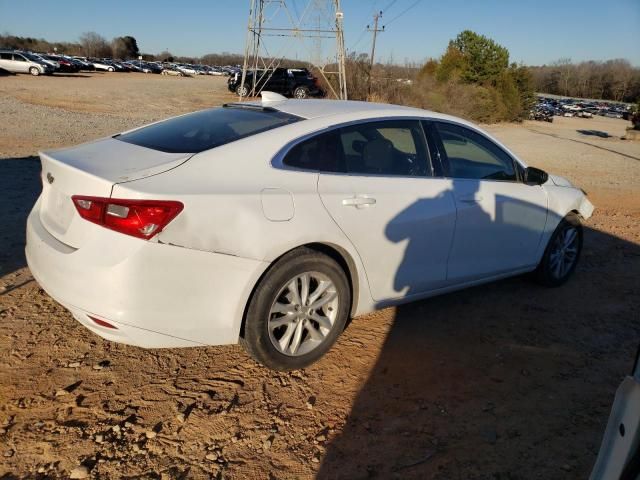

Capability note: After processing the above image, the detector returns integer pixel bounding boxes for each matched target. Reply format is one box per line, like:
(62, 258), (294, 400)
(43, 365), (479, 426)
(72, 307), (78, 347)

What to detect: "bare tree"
(553, 58), (573, 96)
(79, 32), (110, 58)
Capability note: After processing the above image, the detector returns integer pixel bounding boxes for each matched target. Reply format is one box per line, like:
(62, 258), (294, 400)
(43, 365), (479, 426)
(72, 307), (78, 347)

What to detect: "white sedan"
(25, 93), (594, 370)
(92, 60), (115, 72)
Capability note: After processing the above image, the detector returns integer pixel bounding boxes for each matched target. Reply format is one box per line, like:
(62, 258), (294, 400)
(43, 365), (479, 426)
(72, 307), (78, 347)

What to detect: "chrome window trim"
(270, 115), (525, 181)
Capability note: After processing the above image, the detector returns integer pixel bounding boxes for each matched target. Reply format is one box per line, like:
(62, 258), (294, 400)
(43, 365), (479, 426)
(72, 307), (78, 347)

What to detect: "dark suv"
(228, 67), (324, 99)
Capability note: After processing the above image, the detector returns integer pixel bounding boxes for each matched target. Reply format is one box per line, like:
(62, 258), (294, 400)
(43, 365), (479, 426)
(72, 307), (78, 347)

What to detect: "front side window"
(435, 122), (516, 181)
(12, 54), (26, 62)
(116, 106), (301, 153)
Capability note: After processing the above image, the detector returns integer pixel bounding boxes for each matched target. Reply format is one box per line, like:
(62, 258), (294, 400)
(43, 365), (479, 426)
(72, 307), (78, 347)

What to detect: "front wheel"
(242, 248), (351, 371)
(236, 85), (249, 97)
(535, 213), (583, 287)
(108, 67), (114, 72)
(29, 67), (40, 76)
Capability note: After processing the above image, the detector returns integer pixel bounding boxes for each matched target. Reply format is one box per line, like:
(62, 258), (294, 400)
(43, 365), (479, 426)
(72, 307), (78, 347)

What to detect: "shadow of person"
(0, 156), (40, 279)
(317, 183), (639, 479)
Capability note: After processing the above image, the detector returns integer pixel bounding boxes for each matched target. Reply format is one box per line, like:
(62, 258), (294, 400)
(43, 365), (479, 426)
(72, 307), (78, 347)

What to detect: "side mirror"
(524, 166), (548, 185)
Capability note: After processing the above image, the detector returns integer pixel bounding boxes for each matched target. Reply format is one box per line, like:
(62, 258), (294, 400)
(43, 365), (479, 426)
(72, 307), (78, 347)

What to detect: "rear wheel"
(293, 86), (309, 99)
(535, 213), (583, 287)
(242, 248), (351, 371)
(29, 67), (40, 76)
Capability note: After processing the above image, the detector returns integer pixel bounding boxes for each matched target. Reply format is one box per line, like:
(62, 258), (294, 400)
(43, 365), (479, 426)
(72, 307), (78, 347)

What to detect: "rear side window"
(283, 131), (344, 172)
(116, 107), (301, 153)
(283, 120), (432, 177)
(340, 120), (430, 177)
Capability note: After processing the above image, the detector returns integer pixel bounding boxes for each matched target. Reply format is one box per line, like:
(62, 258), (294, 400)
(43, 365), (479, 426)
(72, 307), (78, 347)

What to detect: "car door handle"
(342, 196), (376, 208)
(459, 195), (483, 204)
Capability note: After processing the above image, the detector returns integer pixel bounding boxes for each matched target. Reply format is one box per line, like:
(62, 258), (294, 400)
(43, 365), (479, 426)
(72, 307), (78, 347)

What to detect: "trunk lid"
(38, 137), (191, 248)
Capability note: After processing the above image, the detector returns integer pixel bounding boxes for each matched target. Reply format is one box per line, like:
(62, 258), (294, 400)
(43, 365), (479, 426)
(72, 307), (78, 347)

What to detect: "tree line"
(530, 59), (639, 103)
(0, 32), (140, 60)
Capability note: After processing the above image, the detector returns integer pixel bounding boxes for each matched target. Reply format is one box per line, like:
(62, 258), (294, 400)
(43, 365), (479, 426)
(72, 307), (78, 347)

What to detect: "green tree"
(111, 36), (139, 59)
(435, 45), (467, 83)
(450, 30), (509, 84)
(632, 102), (640, 130)
(509, 64), (537, 112)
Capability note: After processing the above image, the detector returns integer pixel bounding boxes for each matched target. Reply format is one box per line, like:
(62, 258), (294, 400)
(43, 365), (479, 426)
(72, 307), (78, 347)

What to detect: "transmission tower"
(240, 0), (347, 100)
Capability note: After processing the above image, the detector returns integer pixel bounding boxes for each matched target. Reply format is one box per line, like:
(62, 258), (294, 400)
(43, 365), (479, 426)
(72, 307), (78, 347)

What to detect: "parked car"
(0, 50), (53, 75)
(176, 65), (198, 75)
(69, 56), (94, 70)
(590, 345), (640, 479)
(25, 94), (594, 370)
(31, 53), (60, 71)
(90, 59), (116, 72)
(44, 55), (80, 73)
(161, 67), (186, 77)
(530, 107), (554, 122)
(228, 67), (324, 98)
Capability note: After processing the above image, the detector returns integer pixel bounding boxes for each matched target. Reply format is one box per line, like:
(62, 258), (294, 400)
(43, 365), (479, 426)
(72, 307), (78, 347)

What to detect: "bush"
(632, 103), (640, 130)
(327, 30), (535, 123)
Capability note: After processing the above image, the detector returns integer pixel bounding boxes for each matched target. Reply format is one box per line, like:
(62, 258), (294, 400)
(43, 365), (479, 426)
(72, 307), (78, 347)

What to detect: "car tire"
(535, 212), (583, 287)
(236, 85), (249, 97)
(108, 67), (114, 72)
(241, 247), (351, 371)
(29, 67), (40, 76)
(293, 86), (309, 99)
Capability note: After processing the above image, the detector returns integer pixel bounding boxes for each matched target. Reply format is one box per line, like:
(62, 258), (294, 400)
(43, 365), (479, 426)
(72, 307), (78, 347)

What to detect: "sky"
(0, 0), (638, 66)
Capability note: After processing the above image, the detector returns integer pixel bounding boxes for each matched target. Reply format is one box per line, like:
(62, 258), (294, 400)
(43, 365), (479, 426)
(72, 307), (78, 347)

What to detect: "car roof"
(248, 98), (466, 124)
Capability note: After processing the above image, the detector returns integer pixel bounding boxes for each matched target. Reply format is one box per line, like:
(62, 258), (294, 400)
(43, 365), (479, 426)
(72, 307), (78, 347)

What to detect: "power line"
(381, 0), (398, 13)
(348, 27), (369, 51)
(383, 0), (422, 27)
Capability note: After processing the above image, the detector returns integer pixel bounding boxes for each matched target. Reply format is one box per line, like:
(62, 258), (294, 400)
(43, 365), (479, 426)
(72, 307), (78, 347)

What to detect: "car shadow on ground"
(318, 221), (640, 479)
(577, 129), (612, 139)
(0, 156), (40, 278)
(51, 74), (93, 78)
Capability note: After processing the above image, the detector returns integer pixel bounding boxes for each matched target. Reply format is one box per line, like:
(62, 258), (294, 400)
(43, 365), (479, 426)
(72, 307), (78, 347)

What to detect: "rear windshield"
(116, 106), (301, 153)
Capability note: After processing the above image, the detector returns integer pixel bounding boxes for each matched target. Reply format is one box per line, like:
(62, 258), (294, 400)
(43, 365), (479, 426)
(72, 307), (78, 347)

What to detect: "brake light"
(71, 196), (183, 240)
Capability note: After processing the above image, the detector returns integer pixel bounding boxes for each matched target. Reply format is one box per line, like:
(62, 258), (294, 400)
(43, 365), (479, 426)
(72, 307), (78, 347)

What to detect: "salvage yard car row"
(0, 48), (240, 77)
(530, 95), (632, 122)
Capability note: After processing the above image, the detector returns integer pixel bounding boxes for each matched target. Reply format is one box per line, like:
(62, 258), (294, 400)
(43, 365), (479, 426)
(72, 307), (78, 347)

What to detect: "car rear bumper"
(25, 198), (268, 348)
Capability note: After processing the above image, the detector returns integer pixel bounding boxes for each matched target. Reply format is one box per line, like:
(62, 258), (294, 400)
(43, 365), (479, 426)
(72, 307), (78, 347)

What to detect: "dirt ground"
(1, 73), (639, 479)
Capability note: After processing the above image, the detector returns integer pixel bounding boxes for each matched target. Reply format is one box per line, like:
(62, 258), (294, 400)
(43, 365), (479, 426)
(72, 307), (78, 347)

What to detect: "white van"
(0, 50), (53, 76)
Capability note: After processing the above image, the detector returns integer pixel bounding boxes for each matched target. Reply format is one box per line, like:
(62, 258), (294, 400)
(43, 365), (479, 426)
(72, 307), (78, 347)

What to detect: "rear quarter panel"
(111, 121), (376, 316)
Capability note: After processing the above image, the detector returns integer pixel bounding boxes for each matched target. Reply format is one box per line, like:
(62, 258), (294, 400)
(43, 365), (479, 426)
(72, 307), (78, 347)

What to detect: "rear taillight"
(71, 196), (183, 240)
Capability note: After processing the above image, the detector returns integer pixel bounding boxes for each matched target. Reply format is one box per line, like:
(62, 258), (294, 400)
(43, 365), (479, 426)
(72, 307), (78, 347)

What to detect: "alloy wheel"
(549, 226), (579, 279)
(268, 272), (339, 357)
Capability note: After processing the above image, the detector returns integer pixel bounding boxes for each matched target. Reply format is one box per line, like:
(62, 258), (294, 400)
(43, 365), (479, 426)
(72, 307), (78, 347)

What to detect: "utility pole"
(367, 11), (384, 98)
